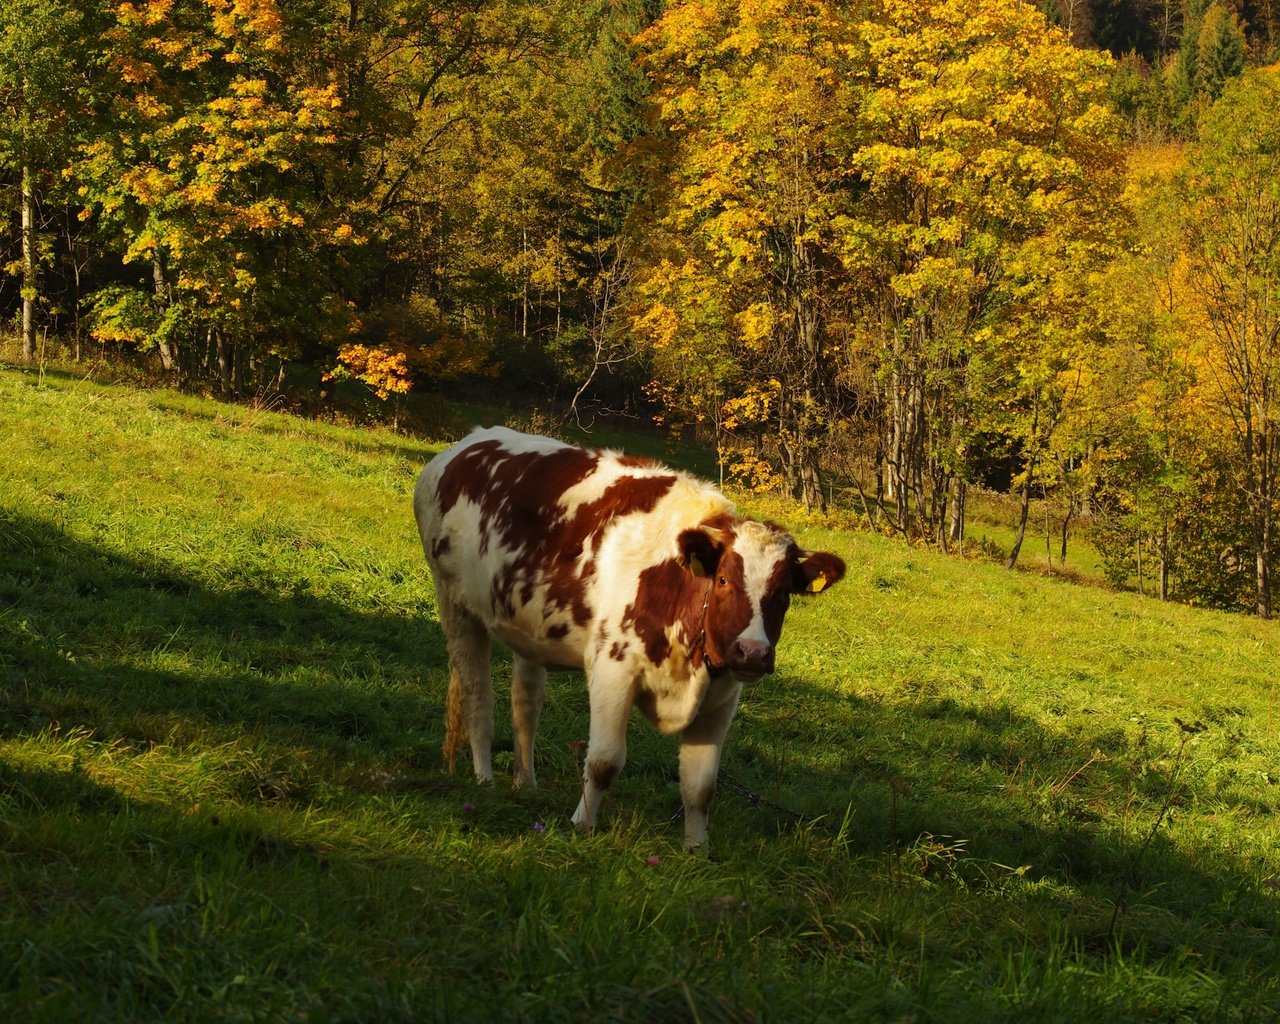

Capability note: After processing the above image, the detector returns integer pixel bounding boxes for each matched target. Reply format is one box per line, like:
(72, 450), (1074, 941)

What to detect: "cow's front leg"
(511, 655), (545, 787)
(679, 681), (742, 853)
(571, 664), (634, 834)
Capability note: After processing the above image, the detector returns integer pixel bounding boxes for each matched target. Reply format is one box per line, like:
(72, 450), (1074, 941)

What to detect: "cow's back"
(415, 427), (731, 669)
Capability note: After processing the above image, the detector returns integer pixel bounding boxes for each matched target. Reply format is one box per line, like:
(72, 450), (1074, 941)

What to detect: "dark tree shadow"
(0, 508), (446, 758)
(3, 504), (1277, 978)
(717, 676), (1280, 963)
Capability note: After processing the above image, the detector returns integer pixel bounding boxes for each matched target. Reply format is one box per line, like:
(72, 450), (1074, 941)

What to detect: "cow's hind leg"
(511, 655), (545, 787)
(439, 597), (494, 782)
(679, 682), (742, 853)
(571, 664), (633, 834)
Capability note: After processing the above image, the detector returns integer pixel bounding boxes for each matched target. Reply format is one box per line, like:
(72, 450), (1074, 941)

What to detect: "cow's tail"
(443, 666), (466, 773)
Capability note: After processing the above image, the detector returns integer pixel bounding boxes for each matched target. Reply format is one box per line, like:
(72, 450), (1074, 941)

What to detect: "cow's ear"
(792, 551), (846, 595)
(676, 527), (724, 578)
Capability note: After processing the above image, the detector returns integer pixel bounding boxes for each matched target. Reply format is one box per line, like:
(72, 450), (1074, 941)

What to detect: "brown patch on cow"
(435, 441), (599, 548)
(608, 640), (629, 661)
(616, 453), (657, 468)
(492, 560), (522, 618)
(791, 549), (847, 595)
(431, 536), (451, 561)
(587, 759), (619, 791)
(623, 558), (707, 669)
(546, 623), (570, 639)
(699, 549), (753, 670)
(439, 438), (681, 631)
(756, 546), (800, 642)
(580, 477), (677, 552)
(540, 475), (676, 625)
(700, 511), (738, 535)
(434, 440), (503, 517)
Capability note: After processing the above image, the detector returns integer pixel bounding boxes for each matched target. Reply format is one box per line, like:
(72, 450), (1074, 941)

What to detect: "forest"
(4, 0), (1280, 617)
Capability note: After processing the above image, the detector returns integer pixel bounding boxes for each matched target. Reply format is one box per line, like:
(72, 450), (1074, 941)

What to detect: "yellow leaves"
(722, 447), (785, 493)
(183, 181), (220, 204)
(120, 165), (172, 206)
(207, 0), (284, 50)
(132, 92), (168, 119)
(735, 302), (774, 347)
(239, 201), (302, 231)
(722, 379), (781, 430)
(115, 0), (175, 28)
(634, 302), (682, 350)
(117, 55), (158, 84)
(325, 345), (414, 401)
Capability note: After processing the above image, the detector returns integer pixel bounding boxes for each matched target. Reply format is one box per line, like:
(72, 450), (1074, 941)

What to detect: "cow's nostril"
(730, 639), (772, 670)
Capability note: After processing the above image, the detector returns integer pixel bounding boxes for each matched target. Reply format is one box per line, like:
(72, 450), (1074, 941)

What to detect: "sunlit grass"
(2, 362), (1278, 1021)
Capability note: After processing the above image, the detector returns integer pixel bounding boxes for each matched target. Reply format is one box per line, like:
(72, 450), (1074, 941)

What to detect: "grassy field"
(2, 363), (1279, 1022)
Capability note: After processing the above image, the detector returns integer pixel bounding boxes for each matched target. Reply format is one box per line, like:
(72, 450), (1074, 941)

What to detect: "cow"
(414, 426), (845, 851)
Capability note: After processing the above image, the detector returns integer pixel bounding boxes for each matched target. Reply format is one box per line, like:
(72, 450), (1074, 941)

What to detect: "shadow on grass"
(722, 678), (1279, 961)
(0, 507), (446, 759)
(2, 505), (1276, 974)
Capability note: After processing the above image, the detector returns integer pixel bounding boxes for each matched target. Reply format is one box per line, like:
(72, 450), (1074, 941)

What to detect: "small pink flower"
(647, 855), (660, 867)
(462, 802), (475, 813)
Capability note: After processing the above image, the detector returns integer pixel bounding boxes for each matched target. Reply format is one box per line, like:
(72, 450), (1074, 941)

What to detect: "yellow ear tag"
(689, 554), (706, 577)
(809, 575), (827, 594)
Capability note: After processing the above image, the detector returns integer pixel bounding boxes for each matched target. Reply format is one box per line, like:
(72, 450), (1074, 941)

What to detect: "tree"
(635, 0), (859, 509)
(73, 0), (360, 388)
(1181, 68), (1280, 616)
(1083, 143), (1199, 600)
(1170, 1), (1245, 127)
(338, 0), (651, 408)
(842, 0), (1126, 547)
(1196, 2), (1245, 100)
(0, 0), (98, 361)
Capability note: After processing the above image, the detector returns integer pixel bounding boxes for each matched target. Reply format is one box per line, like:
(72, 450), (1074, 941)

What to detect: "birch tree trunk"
(21, 164), (37, 362)
(151, 256), (177, 373)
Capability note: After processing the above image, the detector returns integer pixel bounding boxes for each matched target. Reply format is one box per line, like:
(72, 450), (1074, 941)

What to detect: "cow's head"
(677, 518), (845, 680)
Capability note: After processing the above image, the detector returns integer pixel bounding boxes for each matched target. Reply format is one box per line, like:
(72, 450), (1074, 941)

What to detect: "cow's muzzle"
(727, 638), (774, 679)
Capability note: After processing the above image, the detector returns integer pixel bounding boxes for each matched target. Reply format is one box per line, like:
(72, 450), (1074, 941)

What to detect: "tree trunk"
(21, 164), (37, 362)
(152, 256), (177, 372)
(1044, 496), (1053, 573)
(1258, 544), (1271, 619)
(1159, 516), (1169, 601)
(1005, 469), (1033, 570)
(1255, 503), (1271, 618)
(1006, 404), (1039, 570)
(216, 329), (232, 395)
(949, 479), (966, 545)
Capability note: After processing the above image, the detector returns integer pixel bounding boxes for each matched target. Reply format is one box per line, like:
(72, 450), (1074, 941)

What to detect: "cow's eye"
(717, 576), (728, 587)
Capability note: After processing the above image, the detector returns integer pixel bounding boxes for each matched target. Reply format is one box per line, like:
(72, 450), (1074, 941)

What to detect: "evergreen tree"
(1198, 3), (1245, 99)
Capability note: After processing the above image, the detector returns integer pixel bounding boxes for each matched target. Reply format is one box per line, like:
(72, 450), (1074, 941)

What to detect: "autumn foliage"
(5, 0), (1280, 614)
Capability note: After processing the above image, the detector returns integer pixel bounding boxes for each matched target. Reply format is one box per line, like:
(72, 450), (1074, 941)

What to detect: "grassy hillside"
(2, 364), (1279, 1022)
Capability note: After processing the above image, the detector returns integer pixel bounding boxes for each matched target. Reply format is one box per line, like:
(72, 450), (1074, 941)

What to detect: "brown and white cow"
(414, 426), (844, 850)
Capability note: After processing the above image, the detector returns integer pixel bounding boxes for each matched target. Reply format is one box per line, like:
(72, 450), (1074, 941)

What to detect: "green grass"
(2, 363), (1279, 1022)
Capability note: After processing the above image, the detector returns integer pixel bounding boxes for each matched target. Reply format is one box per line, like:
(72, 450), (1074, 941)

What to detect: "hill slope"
(2, 365), (1278, 1022)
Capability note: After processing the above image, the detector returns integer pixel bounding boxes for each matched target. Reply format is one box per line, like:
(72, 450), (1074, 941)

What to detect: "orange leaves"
(114, 0), (176, 28)
(74, 0), (361, 357)
(722, 379), (780, 430)
(208, 0), (285, 51)
(722, 447), (785, 493)
(325, 345), (414, 401)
